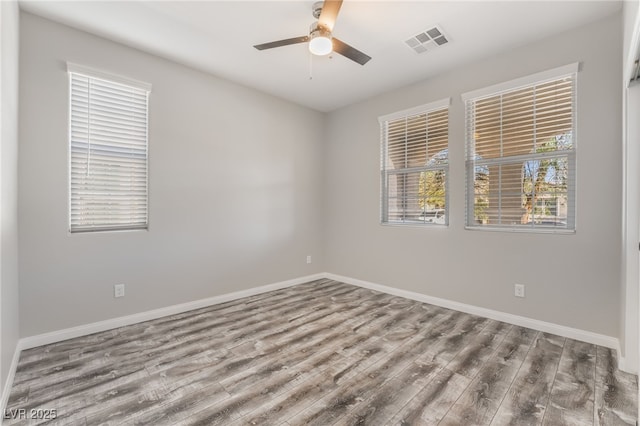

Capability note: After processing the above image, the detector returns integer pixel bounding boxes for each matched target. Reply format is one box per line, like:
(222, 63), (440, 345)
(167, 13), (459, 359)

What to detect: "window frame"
(67, 63), (151, 234)
(461, 63), (579, 233)
(379, 98), (451, 227)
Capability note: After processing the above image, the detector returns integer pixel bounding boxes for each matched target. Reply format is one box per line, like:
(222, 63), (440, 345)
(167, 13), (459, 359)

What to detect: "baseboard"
(617, 341), (633, 374)
(618, 354), (628, 373)
(1, 340), (23, 422)
(20, 273), (325, 351)
(324, 273), (620, 352)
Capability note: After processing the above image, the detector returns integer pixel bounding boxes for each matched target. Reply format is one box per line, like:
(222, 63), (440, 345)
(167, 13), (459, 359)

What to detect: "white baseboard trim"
(20, 273), (325, 351)
(1, 340), (23, 422)
(618, 354), (628, 372)
(617, 341), (634, 374)
(324, 273), (620, 353)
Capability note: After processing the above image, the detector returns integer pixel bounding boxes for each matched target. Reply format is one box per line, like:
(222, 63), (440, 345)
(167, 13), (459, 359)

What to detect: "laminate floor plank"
(438, 326), (537, 426)
(386, 367), (471, 425)
(238, 356), (368, 425)
(595, 346), (638, 425)
(5, 280), (637, 426)
(445, 320), (512, 379)
(334, 359), (443, 426)
(416, 315), (492, 366)
(490, 332), (565, 426)
(542, 339), (596, 426)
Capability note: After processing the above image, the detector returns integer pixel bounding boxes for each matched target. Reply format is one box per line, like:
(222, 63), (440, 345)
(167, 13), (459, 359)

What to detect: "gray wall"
(18, 13), (325, 336)
(1, 0), (20, 396)
(323, 13), (622, 337)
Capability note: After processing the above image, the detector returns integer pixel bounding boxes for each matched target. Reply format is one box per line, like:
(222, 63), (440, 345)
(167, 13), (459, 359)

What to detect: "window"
(462, 63), (578, 232)
(379, 99), (450, 225)
(68, 64), (151, 233)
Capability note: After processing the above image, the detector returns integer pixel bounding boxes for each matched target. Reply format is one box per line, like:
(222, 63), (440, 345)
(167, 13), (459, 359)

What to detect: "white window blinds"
(68, 64), (150, 233)
(463, 64), (577, 231)
(379, 99), (450, 225)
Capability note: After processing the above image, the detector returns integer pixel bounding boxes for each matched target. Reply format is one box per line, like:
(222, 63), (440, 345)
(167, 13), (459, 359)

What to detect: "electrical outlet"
(514, 284), (525, 298)
(114, 284), (125, 298)
(306, 255), (312, 264)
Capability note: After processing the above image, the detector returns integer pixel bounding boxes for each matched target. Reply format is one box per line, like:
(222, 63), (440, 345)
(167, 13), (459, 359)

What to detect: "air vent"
(405, 25), (449, 54)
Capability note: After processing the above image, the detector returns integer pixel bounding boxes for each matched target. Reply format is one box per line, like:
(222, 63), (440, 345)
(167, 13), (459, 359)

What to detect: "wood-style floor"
(5, 279), (638, 425)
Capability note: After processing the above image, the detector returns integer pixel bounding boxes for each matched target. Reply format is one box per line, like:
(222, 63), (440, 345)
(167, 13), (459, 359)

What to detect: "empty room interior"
(2, 0), (640, 424)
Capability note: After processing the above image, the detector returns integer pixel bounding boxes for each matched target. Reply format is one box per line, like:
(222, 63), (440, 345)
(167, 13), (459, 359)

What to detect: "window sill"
(69, 227), (148, 235)
(381, 222), (449, 229)
(464, 225), (575, 235)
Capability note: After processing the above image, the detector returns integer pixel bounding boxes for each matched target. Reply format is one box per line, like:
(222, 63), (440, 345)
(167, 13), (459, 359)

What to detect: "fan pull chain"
(309, 52), (313, 80)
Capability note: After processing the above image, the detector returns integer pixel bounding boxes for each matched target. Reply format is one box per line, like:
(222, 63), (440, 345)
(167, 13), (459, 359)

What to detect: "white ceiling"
(19, 0), (621, 112)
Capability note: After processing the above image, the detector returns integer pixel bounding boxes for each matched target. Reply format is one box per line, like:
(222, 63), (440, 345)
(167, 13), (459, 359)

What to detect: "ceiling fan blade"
(318, 0), (343, 32)
(254, 36), (309, 51)
(332, 38), (371, 65)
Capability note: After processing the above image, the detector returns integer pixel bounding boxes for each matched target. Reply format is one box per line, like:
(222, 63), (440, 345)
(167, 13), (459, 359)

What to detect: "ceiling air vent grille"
(405, 26), (449, 54)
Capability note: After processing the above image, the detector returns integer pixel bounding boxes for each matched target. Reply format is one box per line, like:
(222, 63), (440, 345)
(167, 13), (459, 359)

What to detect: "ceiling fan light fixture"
(309, 25), (333, 56)
(253, 1), (371, 66)
(309, 35), (333, 56)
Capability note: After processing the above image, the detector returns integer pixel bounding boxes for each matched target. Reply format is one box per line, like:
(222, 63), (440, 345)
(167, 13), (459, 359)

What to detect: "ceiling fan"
(253, 0), (371, 66)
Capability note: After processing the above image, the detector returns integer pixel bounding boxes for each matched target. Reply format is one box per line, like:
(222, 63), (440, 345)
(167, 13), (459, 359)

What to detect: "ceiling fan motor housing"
(312, 1), (324, 19)
(309, 22), (331, 38)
